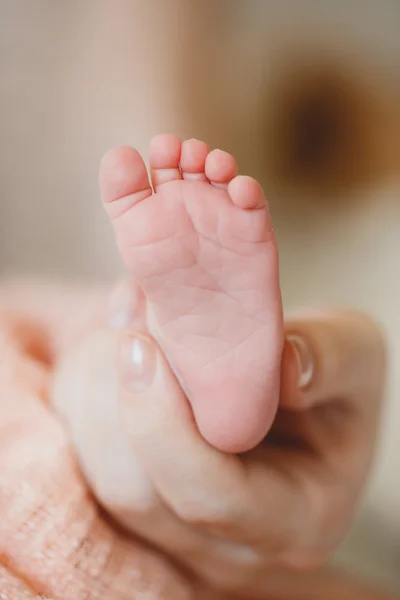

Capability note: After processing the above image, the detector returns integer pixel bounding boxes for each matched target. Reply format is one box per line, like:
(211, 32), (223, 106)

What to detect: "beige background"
(1, 0), (399, 591)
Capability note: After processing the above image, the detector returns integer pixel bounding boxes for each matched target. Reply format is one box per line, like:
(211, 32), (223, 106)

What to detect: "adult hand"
(54, 281), (387, 598)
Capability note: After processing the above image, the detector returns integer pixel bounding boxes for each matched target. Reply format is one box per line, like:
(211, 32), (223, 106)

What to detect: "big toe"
(100, 146), (152, 220)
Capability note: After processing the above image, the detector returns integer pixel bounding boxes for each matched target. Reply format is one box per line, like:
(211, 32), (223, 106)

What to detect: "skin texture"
(0, 285), (398, 599)
(54, 278), (391, 599)
(100, 135), (284, 454)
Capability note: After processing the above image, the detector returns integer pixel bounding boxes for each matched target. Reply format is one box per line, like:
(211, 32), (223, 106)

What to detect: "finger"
(58, 278), (239, 560)
(118, 331), (318, 567)
(53, 324), (212, 562)
(53, 329), (157, 521)
(118, 331), (250, 527)
(54, 296), (329, 574)
(52, 277), (159, 517)
(109, 280), (257, 539)
(109, 282), (297, 575)
(280, 309), (386, 412)
(268, 310), (388, 567)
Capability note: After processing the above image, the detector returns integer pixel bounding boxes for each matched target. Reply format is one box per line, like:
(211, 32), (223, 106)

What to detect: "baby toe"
(228, 175), (267, 210)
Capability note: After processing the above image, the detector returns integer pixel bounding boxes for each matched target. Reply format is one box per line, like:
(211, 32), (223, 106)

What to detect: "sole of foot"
(100, 134), (284, 453)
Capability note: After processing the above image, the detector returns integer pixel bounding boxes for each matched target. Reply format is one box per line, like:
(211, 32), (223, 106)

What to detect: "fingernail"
(286, 334), (314, 389)
(119, 334), (157, 393)
(109, 279), (145, 330)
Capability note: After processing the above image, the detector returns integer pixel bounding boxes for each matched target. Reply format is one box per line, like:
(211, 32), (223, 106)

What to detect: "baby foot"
(100, 135), (284, 453)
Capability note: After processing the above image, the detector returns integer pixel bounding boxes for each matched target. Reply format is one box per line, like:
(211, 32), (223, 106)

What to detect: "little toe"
(149, 133), (182, 189)
(100, 146), (152, 220)
(228, 175), (267, 210)
(180, 138), (209, 182)
(205, 149), (237, 189)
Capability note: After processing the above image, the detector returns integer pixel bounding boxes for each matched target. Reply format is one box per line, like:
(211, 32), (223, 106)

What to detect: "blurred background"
(1, 0), (399, 593)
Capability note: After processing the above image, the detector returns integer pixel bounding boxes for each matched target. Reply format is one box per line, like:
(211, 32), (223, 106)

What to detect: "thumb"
(280, 310), (386, 413)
